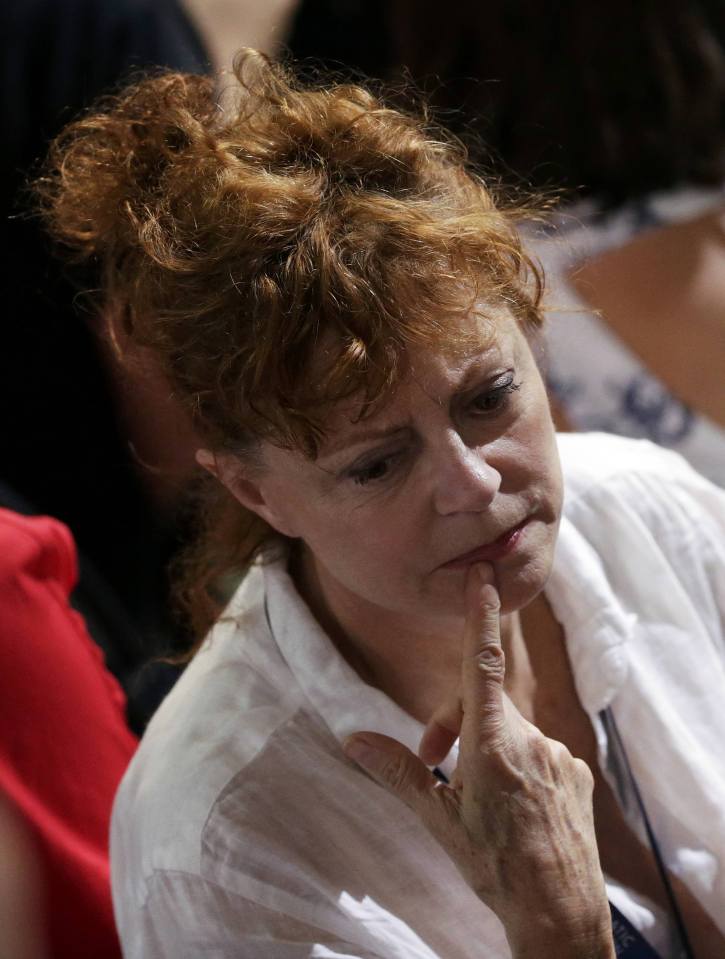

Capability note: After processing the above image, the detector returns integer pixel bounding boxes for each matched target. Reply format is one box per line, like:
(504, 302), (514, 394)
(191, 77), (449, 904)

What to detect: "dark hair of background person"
(287, 0), (725, 207)
(1, 0), (209, 700)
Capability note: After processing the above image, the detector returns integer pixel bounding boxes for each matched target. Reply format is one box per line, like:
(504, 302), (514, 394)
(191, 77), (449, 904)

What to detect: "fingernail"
(343, 735), (380, 769)
(475, 562), (494, 585)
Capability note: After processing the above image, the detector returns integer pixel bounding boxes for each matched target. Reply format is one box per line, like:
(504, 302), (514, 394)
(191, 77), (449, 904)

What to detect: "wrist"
(506, 909), (615, 959)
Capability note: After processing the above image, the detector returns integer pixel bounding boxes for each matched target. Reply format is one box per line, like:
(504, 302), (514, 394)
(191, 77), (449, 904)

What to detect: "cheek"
(521, 386), (561, 490)
(307, 495), (426, 597)
(334, 499), (420, 561)
(291, 491), (394, 558)
(536, 416), (564, 507)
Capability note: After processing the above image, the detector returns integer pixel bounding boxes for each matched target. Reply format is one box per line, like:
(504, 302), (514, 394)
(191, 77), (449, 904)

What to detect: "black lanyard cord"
(602, 708), (696, 959)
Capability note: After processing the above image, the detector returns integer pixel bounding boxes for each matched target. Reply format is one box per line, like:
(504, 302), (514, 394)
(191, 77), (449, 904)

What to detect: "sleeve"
(0, 509), (138, 959)
(129, 870), (388, 959)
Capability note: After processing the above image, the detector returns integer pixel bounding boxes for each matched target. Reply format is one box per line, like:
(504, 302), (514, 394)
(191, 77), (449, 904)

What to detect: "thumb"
(344, 732), (438, 813)
(418, 690), (462, 767)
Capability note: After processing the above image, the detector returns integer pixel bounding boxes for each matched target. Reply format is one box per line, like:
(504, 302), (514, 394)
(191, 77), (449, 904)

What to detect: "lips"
(440, 519), (528, 569)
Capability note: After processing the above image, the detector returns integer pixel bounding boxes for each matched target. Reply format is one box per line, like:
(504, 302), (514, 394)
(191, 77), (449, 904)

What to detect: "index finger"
(461, 564), (506, 740)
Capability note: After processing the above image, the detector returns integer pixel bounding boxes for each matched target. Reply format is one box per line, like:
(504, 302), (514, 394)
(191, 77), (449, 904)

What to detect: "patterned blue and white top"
(525, 186), (725, 487)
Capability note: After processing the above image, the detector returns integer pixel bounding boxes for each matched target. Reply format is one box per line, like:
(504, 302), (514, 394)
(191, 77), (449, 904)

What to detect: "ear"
(195, 449), (300, 539)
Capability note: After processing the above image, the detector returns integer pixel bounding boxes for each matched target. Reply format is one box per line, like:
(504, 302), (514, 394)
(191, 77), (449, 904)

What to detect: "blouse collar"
(259, 510), (634, 777)
(546, 514), (635, 715)
(261, 553), (441, 767)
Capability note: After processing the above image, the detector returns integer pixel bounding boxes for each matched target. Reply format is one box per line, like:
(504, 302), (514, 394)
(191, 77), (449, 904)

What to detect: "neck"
(292, 546), (540, 724)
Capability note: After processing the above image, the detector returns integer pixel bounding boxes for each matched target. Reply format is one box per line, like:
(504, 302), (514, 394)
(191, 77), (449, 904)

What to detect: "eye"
(471, 375), (521, 414)
(348, 452), (400, 487)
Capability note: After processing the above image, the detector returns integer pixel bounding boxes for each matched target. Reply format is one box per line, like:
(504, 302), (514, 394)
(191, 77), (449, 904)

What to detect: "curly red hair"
(37, 50), (543, 642)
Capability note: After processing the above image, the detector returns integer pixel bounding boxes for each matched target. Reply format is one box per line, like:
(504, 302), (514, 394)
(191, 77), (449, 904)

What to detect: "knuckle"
(572, 757), (595, 791)
(547, 738), (571, 763)
(528, 736), (552, 771)
(479, 739), (519, 776)
(476, 643), (505, 678)
(476, 713), (508, 747)
(380, 756), (416, 796)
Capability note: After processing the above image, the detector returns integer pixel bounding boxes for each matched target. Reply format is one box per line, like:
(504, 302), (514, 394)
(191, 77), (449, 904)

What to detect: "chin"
(497, 575), (545, 615)
(425, 557), (550, 626)
(496, 550), (554, 614)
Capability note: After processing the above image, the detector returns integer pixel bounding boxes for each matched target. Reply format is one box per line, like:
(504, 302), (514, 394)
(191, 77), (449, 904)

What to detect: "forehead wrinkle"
(403, 304), (510, 402)
(407, 338), (504, 409)
(317, 419), (413, 461)
(314, 309), (514, 460)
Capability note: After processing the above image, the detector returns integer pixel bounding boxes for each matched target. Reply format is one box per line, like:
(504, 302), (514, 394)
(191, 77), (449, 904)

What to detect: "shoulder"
(556, 433), (725, 611)
(111, 564), (330, 909)
(557, 431), (721, 507)
(550, 434), (725, 712)
(557, 432), (725, 588)
(0, 508), (76, 592)
(0, 510), (101, 684)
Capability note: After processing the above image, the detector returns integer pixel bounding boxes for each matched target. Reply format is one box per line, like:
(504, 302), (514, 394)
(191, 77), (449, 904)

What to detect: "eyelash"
(471, 377), (521, 414)
(347, 377), (522, 488)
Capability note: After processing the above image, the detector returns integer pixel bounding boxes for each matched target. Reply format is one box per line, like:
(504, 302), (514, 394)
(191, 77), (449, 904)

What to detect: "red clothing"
(0, 509), (138, 958)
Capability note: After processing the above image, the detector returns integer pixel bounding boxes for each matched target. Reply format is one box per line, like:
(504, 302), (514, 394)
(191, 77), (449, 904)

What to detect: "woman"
(38, 52), (725, 957)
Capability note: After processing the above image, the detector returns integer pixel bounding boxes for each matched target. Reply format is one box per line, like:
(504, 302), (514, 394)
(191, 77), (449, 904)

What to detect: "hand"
(343, 565), (615, 958)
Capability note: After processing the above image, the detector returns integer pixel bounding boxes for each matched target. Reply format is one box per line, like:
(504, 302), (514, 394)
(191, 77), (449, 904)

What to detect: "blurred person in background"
(1, 6), (208, 951)
(1, 0), (210, 711)
(288, 0), (725, 486)
(0, 508), (138, 959)
(0, 795), (47, 959)
(183, 0), (299, 71)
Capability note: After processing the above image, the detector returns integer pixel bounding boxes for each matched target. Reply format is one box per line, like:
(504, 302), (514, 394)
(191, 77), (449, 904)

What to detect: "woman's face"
(234, 309), (562, 631)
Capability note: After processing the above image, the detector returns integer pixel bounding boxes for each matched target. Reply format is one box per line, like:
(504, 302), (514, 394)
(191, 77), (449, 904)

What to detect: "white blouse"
(111, 432), (725, 958)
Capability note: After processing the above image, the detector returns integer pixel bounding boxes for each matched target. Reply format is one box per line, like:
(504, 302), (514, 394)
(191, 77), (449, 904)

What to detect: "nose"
(432, 434), (501, 515)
